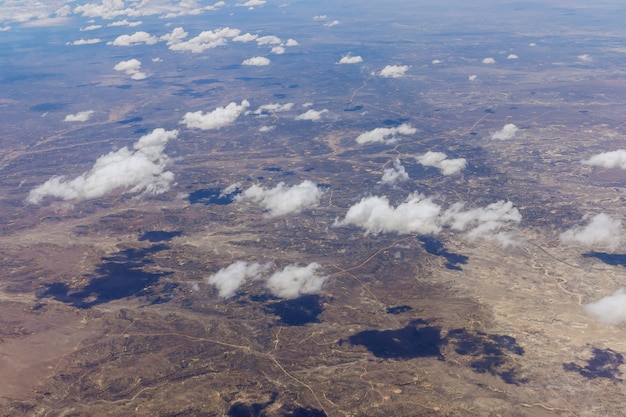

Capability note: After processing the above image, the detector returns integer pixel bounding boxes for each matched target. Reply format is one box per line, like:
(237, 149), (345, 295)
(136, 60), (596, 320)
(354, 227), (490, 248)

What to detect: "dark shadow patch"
(564, 348), (623, 381)
(281, 407), (327, 417)
(274, 93), (287, 99)
(192, 78), (219, 85)
(40, 245), (171, 308)
(134, 128), (148, 135)
(583, 252), (626, 267)
(419, 236), (468, 271)
(344, 105), (363, 112)
(263, 167), (282, 172)
(446, 329), (527, 384)
(227, 392), (277, 417)
(349, 320), (444, 360)
(188, 187), (240, 205)
(30, 102), (68, 112)
(288, 84), (298, 88)
(386, 305), (413, 315)
(382, 118), (409, 126)
(117, 116), (143, 125)
(265, 295), (323, 326)
(139, 230), (182, 242)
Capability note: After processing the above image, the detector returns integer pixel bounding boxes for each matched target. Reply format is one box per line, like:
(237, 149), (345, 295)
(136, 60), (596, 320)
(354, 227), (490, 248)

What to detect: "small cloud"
(302, 102), (314, 108)
(560, 213), (621, 250)
(242, 56), (271, 66)
(248, 102), (294, 115)
(468, 74), (478, 81)
(356, 123), (416, 145)
(71, 38), (102, 45)
(27, 128), (178, 204)
(381, 159), (409, 184)
(271, 46), (285, 54)
(236, 180), (324, 217)
(324, 20), (340, 27)
(415, 151), (467, 175)
(237, 0), (267, 6)
(295, 109), (328, 121)
(233, 33), (258, 42)
(152, 57), (162, 62)
(313, 15), (327, 20)
(63, 110), (94, 122)
(379, 64), (409, 78)
(80, 24), (102, 31)
(491, 123), (519, 140)
(285, 39), (298, 46)
(114, 59), (147, 80)
(482, 57), (496, 64)
(582, 149), (626, 169)
(181, 100), (250, 130)
(207, 261), (272, 298)
(0, 26), (11, 32)
(585, 288), (626, 325)
(266, 263), (328, 299)
(578, 54), (592, 62)
(166, 27), (240, 53)
(507, 54), (518, 59)
(338, 54), (363, 64)
(256, 35), (282, 45)
(431, 59), (442, 64)
(259, 125), (275, 132)
(108, 31), (158, 46)
(529, 42), (536, 47)
(107, 19), (143, 27)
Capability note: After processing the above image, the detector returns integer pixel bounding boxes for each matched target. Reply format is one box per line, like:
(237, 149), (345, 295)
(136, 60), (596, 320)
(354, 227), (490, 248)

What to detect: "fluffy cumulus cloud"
(381, 159), (409, 184)
(163, 27), (240, 53)
(113, 58), (147, 80)
(207, 261), (271, 298)
(482, 57), (496, 64)
(237, 180), (323, 217)
(242, 56), (270, 66)
(491, 123), (519, 140)
(63, 110), (94, 122)
(238, 0), (267, 6)
(338, 54), (363, 64)
(181, 100), (250, 130)
(27, 128), (178, 204)
(356, 123), (416, 145)
(108, 31), (157, 46)
(379, 65), (409, 78)
(560, 213), (621, 250)
(256, 35), (281, 45)
(295, 109), (328, 121)
(71, 38), (101, 45)
(324, 20), (340, 27)
(335, 194), (521, 246)
(507, 54), (518, 59)
(582, 150), (626, 170)
(585, 288), (626, 325)
(74, 0), (224, 19)
(266, 263), (328, 299)
(248, 103), (294, 115)
(108, 19), (142, 27)
(415, 151), (467, 176)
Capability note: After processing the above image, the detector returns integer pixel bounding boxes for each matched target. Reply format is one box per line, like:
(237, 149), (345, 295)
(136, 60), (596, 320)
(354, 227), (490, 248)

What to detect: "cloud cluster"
(585, 288), (626, 325)
(242, 56), (270, 66)
(108, 31), (157, 46)
(207, 261), (327, 299)
(379, 65), (409, 78)
(163, 27), (240, 53)
(63, 110), (94, 122)
(482, 57), (496, 64)
(381, 159), (409, 184)
(415, 151), (467, 175)
(113, 58), (147, 80)
(248, 103), (294, 115)
(335, 193), (521, 246)
(560, 213), (621, 250)
(27, 128), (178, 204)
(237, 180), (324, 217)
(582, 149), (626, 170)
(356, 123), (416, 145)
(295, 109), (328, 121)
(74, 0), (225, 19)
(491, 123), (519, 140)
(181, 100), (250, 130)
(338, 54), (363, 64)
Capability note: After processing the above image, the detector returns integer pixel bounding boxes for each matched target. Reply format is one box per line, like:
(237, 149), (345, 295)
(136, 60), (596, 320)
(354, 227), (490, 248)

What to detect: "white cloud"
(108, 31), (157, 46)
(108, 19), (142, 27)
(356, 123), (416, 145)
(207, 261), (272, 298)
(529, 42), (536, 47)
(259, 125), (275, 132)
(256, 35), (282, 45)
(324, 20), (340, 27)
(271, 46), (285, 55)
(313, 15), (327, 20)
(379, 65), (409, 78)
(266, 263), (328, 299)
(432, 59), (442, 64)
(237, 180), (323, 217)
(338, 54), (363, 64)
(582, 150), (626, 170)
(114, 58), (147, 80)
(242, 56), (271, 66)
(468, 74), (478, 81)
(560, 213), (621, 250)
(181, 100), (250, 130)
(80, 24), (101, 31)
(482, 57), (496, 64)
(160, 26), (188, 46)
(335, 194), (521, 246)
(381, 159), (409, 184)
(491, 123), (519, 140)
(295, 109), (328, 121)
(71, 38), (101, 45)
(578, 54), (592, 62)
(248, 103), (294, 115)
(233, 32), (258, 42)
(166, 27), (240, 53)
(507, 54), (518, 59)
(63, 110), (94, 122)
(415, 151), (467, 176)
(27, 128), (178, 204)
(585, 288), (626, 325)
(238, 0), (267, 6)
(285, 39), (298, 46)
(0, 26), (10, 32)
